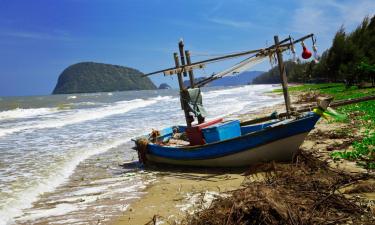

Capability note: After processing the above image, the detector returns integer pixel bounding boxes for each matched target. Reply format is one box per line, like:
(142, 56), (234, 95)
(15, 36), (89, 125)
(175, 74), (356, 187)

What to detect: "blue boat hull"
(134, 112), (320, 167)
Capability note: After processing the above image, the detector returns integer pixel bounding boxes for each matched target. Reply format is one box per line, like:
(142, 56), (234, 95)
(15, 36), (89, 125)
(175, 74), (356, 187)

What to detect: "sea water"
(0, 85), (282, 224)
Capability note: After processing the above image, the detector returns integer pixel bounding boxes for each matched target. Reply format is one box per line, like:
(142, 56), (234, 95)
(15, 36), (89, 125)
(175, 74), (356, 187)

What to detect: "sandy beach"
(111, 101), (288, 225)
(112, 168), (246, 225)
(112, 91), (375, 225)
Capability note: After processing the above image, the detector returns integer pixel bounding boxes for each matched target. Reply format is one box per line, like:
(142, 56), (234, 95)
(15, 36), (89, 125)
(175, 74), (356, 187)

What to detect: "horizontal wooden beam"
(163, 63), (205, 76)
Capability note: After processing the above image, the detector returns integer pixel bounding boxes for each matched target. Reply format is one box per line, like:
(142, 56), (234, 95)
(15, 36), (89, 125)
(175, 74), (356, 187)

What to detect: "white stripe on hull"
(146, 132), (309, 167)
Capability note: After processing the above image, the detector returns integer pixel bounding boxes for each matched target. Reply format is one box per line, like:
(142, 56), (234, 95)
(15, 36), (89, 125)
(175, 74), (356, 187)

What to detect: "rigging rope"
(194, 46), (290, 87)
(190, 50), (259, 58)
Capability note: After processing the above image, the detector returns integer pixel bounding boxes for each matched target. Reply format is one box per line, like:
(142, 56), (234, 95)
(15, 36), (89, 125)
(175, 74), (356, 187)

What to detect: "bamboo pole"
(185, 50), (195, 88)
(174, 53), (192, 127)
(274, 35), (291, 118)
(174, 53), (184, 90)
(178, 40), (188, 78)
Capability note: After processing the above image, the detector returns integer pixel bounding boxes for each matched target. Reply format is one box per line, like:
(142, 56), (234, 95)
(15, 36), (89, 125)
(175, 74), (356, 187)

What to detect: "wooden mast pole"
(173, 52), (192, 127)
(274, 35), (291, 118)
(185, 50), (195, 88)
(178, 40), (188, 78)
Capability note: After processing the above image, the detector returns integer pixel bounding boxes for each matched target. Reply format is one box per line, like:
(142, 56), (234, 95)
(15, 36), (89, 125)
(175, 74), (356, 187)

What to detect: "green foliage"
(273, 83), (343, 93)
(252, 60), (314, 84)
(317, 16), (375, 85)
(331, 132), (375, 169)
(52, 62), (156, 94)
(292, 83), (375, 169)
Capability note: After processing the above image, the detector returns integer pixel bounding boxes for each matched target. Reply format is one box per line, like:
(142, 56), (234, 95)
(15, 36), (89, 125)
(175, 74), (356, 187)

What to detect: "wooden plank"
(163, 63), (205, 76)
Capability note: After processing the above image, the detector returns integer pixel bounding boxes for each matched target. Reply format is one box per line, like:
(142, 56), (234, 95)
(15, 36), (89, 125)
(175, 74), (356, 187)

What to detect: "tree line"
(253, 15), (375, 86)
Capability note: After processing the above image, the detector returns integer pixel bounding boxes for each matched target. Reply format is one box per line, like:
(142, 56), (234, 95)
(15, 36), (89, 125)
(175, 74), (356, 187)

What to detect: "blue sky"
(0, 0), (374, 96)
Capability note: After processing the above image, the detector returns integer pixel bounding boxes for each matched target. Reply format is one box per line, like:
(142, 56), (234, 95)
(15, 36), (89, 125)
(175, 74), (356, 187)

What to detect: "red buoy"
(302, 46), (312, 59)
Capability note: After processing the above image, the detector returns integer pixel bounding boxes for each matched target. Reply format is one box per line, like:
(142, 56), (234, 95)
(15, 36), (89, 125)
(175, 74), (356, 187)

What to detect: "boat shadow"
(119, 160), (287, 183)
(141, 163), (249, 182)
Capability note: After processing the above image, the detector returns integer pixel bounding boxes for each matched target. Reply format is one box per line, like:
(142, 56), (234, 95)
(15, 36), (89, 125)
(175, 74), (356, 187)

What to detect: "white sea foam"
(17, 204), (78, 222)
(0, 108), (57, 121)
(202, 85), (267, 99)
(0, 96), (172, 137)
(15, 181), (149, 223)
(0, 138), (131, 225)
(67, 95), (77, 99)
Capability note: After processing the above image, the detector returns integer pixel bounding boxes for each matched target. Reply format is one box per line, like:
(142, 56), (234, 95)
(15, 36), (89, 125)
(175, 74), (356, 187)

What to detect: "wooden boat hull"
(146, 132), (309, 167)
(134, 112), (320, 167)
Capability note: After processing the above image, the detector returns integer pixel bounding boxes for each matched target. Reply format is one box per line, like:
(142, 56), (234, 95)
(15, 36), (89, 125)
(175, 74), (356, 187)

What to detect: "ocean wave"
(202, 85), (271, 99)
(0, 108), (58, 121)
(0, 96), (171, 138)
(66, 96), (77, 100)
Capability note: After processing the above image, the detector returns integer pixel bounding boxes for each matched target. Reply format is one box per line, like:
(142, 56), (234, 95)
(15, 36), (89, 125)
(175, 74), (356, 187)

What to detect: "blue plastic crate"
(202, 120), (241, 143)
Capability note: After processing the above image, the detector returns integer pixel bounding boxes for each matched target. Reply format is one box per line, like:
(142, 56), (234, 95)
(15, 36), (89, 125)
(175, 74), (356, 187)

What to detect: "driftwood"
(241, 94), (375, 126)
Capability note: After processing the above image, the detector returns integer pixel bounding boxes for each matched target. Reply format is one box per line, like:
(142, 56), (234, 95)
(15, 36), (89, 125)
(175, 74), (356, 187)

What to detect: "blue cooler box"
(202, 120), (241, 143)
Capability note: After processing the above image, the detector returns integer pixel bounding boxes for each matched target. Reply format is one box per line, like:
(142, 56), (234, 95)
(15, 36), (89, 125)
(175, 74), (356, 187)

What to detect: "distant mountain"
(52, 62), (156, 94)
(158, 83), (172, 89)
(183, 71), (263, 87)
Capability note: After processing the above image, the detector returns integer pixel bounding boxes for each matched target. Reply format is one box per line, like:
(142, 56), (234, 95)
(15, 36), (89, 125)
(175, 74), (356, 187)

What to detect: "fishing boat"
(133, 112), (322, 167)
(132, 34), (327, 167)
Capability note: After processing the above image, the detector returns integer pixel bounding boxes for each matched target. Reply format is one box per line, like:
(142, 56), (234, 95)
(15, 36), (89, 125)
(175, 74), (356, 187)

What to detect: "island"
(158, 83), (172, 89)
(52, 62), (156, 94)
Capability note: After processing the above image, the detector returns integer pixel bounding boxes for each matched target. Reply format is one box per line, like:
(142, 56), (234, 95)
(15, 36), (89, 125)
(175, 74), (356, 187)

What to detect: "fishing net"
(196, 55), (268, 87)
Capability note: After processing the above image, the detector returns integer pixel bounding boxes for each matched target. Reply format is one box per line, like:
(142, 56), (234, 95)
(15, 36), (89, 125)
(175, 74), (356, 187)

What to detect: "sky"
(0, 0), (374, 96)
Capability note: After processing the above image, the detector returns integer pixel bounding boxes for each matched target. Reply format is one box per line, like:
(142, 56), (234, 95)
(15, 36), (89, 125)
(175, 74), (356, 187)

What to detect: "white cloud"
(208, 18), (254, 28)
(290, 0), (375, 36)
(282, 0), (375, 53)
(0, 30), (72, 41)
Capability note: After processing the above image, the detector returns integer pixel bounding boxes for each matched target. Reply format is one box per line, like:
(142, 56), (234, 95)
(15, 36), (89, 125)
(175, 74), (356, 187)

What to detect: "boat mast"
(185, 50), (195, 88)
(143, 34), (315, 126)
(173, 52), (193, 128)
(274, 35), (292, 118)
(178, 40), (188, 78)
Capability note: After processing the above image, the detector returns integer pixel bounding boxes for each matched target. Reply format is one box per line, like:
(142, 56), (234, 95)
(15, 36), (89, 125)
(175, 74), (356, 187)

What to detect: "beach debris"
(182, 152), (374, 225)
(176, 191), (230, 215)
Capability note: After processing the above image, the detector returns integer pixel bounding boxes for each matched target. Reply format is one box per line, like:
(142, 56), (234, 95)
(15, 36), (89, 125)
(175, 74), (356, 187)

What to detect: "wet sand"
(111, 168), (246, 225)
